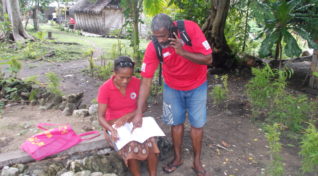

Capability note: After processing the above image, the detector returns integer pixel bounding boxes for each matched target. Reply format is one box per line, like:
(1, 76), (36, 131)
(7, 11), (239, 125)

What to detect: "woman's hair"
(114, 56), (135, 72)
(151, 13), (173, 32)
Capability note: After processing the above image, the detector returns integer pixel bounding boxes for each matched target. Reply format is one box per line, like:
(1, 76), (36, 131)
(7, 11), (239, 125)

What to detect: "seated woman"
(97, 56), (159, 176)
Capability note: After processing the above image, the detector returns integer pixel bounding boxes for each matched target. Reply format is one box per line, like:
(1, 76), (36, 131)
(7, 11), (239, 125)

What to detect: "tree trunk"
(2, 0), (33, 42)
(202, 0), (233, 69)
(127, 0), (141, 67)
(24, 11), (30, 29)
(309, 40), (318, 89)
(32, 7), (39, 31)
(0, 0), (3, 21)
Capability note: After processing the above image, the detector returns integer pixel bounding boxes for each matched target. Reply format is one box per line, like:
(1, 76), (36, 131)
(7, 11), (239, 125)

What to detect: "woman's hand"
(113, 116), (128, 128)
(109, 128), (119, 142)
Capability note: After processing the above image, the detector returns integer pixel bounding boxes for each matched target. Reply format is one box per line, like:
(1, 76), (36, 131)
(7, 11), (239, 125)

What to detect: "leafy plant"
(0, 14), (11, 40)
(246, 64), (292, 117)
(210, 75), (229, 106)
(22, 42), (43, 60)
(96, 61), (113, 81)
(23, 76), (40, 85)
(45, 72), (62, 96)
(28, 89), (39, 101)
(251, 0), (318, 60)
(269, 94), (315, 132)
(35, 31), (46, 41)
(264, 123), (285, 176)
(84, 49), (95, 76)
(299, 122), (318, 174)
(7, 58), (22, 78)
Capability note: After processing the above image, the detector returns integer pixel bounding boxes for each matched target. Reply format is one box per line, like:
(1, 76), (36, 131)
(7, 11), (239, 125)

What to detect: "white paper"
(113, 117), (165, 150)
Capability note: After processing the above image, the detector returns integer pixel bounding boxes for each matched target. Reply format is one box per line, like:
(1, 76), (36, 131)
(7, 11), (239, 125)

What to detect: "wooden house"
(69, 0), (123, 35)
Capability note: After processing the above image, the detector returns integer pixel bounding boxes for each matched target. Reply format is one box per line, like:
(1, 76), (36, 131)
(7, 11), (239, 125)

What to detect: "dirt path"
(17, 39), (106, 106)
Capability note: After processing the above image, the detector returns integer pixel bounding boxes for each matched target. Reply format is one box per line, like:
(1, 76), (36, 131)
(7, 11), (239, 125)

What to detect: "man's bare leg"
(190, 127), (205, 172)
(163, 124), (184, 172)
(171, 124), (184, 164)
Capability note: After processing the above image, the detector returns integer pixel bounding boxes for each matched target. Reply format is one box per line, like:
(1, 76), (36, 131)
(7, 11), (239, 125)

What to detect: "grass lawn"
(0, 23), (149, 62)
(36, 24), (149, 57)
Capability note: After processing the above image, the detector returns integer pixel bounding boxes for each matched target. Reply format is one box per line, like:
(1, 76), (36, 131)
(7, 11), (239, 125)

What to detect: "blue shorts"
(162, 81), (207, 128)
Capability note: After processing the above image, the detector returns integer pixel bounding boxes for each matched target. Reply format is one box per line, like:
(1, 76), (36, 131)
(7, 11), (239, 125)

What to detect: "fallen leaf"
(221, 140), (230, 147)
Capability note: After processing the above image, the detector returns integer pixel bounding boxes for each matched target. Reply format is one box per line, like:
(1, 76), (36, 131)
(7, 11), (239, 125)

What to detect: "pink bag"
(21, 123), (100, 160)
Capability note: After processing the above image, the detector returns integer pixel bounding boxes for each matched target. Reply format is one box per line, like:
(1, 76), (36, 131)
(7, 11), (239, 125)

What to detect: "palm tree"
(254, 0), (318, 62)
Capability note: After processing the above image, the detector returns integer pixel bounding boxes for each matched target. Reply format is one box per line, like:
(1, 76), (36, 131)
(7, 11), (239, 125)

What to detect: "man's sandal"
(162, 162), (183, 173)
(192, 167), (208, 176)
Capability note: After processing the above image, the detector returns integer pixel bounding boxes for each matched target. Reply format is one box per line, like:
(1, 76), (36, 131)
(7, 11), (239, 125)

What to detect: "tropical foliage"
(250, 0), (318, 60)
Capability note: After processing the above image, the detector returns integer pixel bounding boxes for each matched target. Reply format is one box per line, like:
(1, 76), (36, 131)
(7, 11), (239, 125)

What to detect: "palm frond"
(283, 31), (301, 57)
(143, 0), (167, 16)
(259, 30), (280, 58)
(293, 27), (318, 49)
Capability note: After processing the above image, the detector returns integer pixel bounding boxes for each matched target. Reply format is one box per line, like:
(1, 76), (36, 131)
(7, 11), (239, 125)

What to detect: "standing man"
(132, 13), (212, 176)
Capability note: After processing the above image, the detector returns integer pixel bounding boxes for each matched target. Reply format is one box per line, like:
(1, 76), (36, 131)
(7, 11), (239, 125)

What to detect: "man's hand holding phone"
(169, 32), (184, 55)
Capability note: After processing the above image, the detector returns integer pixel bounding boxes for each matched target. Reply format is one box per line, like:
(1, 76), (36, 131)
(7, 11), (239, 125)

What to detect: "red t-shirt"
(141, 20), (212, 91)
(97, 76), (140, 121)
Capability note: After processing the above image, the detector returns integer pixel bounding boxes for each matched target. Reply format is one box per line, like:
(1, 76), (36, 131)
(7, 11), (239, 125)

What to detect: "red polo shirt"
(97, 76), (140, 121)
(141, 20), (212, 91)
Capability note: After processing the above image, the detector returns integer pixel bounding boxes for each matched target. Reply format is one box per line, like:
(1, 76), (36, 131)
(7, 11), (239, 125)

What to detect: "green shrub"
(45, 72), (62, 96)
(84, 49), (95, 76)
(210, 75), (229, 106)
(269, 94), (315, 132)
(0, 14), (11, 40)
(264, 123), (284, 176)
(23, 76), (40, 85)
(7, 58), (22, 78)
(95, 61), (113, 81)
(299, 123), (318, 173)
(246, 64), (292, 116)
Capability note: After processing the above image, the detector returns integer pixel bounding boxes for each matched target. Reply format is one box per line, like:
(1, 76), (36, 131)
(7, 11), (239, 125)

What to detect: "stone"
(60, 171), (75, 176)
(1, 166), (19, 176)
(47, 163), (63, 176)
(103, 174), (117, 176)
(96, 148), (112, 155)
(67, 160), (84, 173)
(82, 125), (93, 132)
(30, 100), (38, 106)
(73, 109), (89, 118)
(74, 170), (91, 176)
(39, 98), (46, 106)
(38, 106), (46, 111)
(59, 101), (67, 111)
(11, 164), (25, 173)
(90, 172), (103, 176)
(64, 93), (84, 104)
(63, 103), (76, 116)
(78, 104), (87, 109)
(20, 92), (30, 99)
(45, 95), (63, 110)
(91, 121), (100, 129)
(88, 104), (98, 115)
(29, 169), (47, 176)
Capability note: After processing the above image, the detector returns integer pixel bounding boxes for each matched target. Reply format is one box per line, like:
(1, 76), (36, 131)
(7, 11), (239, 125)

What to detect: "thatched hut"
(70, 0), (123, 35)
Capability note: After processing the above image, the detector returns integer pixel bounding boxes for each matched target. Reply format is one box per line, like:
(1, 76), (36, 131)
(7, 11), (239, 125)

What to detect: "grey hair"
(151, 13), (173, 32)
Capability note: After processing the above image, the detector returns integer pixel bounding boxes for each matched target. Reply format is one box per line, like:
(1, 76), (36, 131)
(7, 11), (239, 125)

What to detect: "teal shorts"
(162, 81), (207, 128)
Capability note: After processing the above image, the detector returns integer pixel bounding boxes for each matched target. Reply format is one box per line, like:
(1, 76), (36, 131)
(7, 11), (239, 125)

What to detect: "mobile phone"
(169, 26), (178, 39)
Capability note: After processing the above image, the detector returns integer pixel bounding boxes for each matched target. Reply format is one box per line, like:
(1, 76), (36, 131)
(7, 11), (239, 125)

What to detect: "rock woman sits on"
(97, 56), (159, 176)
